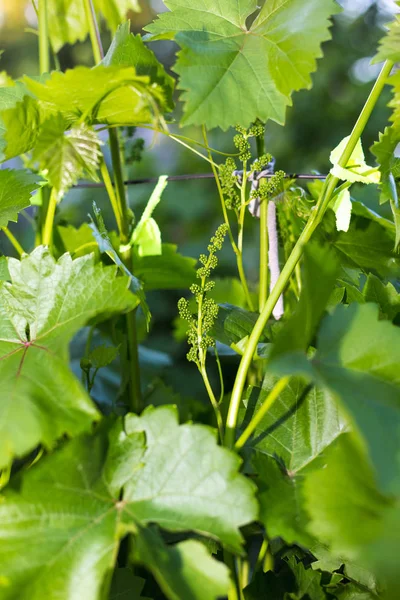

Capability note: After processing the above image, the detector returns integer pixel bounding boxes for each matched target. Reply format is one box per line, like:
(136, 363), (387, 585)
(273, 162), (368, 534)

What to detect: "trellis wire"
(74, 172), (328, 189)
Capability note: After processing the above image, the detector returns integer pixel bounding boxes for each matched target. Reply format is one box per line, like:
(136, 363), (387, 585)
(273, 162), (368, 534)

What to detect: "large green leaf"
(123, 405), (258, 552)
(0, 169), (41, 228)
(271, 303), (400, 494)
(0, 428), (121, 600)
(240, 376), (346, 545)
(24, 66), (160, 127)
(0, 246), (138, 468)
(0, 406), (255, 599)
(304, 433), (394, 561)
(145, 0), (340, 130)
(32, 114), (102, 198)
(102, 22), (175, 112)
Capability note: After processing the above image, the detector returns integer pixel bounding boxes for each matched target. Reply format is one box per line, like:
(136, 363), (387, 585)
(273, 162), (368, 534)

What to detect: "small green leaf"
(0, 91), (40, 161)
(373, 12), (400, 63)
(133, 526), (231, 600)
(102, 22), (174, 112)
(88, 345), (120, 369)
(210, 304), (262, 348)
(144, 0), (340, 130)
(109, 568), (148, 600)
(32, 114), (102, 198)
(0, 169), (41, 228)
(330, 137), (380, 184)
(0, 246), (137, 468)
(124, 405), (258, 552)
(89, 203), (150, 326)
(371, 125), (400, 205)
(133, 243), (197, 291)
(331, 188), (352, 232)
(94, 0), (140, 33)
(131, 175), (168, 257)
(363, 274), (400, 320)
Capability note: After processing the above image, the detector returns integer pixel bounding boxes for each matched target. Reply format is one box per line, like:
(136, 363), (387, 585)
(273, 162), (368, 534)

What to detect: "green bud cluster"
(219, 158), (240, 210)
(234, 134), (251, 162)
(255, 170), (286, 203)
(178, 224), (228, 366)
(251, 153), (273, 173)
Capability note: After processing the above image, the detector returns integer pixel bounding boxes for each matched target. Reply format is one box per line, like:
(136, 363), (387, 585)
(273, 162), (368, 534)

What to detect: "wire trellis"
(74, 172), (328, 189)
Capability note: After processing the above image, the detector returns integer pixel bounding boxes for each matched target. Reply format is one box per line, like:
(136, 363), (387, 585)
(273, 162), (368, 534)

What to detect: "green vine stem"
(38, 0), (49, 74)
(2, 227), (25, 256)
(84, 0), (143, 413)
(224, 59), (394, 449)
(42, 188), (58, 246)
(256, 126), (268, 312)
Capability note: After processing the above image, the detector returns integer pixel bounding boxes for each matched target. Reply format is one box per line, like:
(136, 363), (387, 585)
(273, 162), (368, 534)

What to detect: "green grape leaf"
(23, 66), (160, 127)
(244, 555), (326, 600)
(210, 303), (263, 348)
(0, 428), (120, 600)
(331, 188), (352, 232)
(318, 209), (400, 277)
(0, 169), (42, 228)
(330, 137), (380, 184)
(362, 274), (400, 321)
(271, 243), (338, 360)
(371, 125), (400, 204)
(32, 114), (102, 198)
(271, 303), (400, 495)
(130, 175), (168, 257)
(371, 126), (400, 248)
(0, 246), (138, 469)
(0, 90), (40, 161)
(240, 376), (346, 545)
(47, 0), (141, 53)
(304, 433), (394, 561)
(47, 0), (90, 52)
(102, 22), (175, 112)
(88, 344), (120, 369)
(123, 405), (258, 553)
(89, 202), (150, 326)
(109, 569), (148, 600)
(144, 0), (340, 130)
(0, 406), (254, 599)
(133, 243), (197, 290)
(133, 526), (230, 600)
(95, 0), (140, 32)
(57, 223), (100, 258)
(374, 13), (400, 63)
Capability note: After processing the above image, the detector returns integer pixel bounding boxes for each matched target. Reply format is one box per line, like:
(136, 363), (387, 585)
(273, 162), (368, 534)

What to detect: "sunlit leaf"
(0, 246), (137, 468)
(145, 0), (340, 130)
(0, 169), (41, 228)
(32, 114), (102, 198)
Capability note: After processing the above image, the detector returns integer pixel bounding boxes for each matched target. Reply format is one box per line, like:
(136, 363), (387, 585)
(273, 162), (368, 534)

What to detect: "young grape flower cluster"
(253, 169), (286, 204)
(178, 224), (228, 367)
